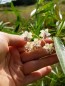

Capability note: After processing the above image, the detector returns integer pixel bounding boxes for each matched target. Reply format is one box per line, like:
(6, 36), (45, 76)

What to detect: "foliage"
(29, 0), (63, 37)
(0, 0), (65, 86)
(54, 37), (65, 74)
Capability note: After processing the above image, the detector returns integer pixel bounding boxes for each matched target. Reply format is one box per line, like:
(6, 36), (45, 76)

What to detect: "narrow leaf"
(56, 21), (65, 36)
(54, 37), (65, 74)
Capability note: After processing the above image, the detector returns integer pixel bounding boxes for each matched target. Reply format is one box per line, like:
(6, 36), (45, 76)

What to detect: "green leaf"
(53, 37), (65, 74)
(11, 2), (19, 17)
(56, 21), (65, 37)
(38, 0), (44, 5)
(54, 4), (62, 20)
(37, 2), (54, 14)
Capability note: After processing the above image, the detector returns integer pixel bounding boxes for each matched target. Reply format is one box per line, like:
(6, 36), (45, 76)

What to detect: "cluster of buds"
(21, 29), (54, 54)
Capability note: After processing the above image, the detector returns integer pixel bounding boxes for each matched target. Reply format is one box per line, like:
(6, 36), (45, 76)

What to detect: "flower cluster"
(21, 31), (32, 41)
(21, 29), (51, 40)
(39, 29), (51, 39)
(21, 29), (54, 54)
(43, 43), (54, 54)
(25, 38), (41, 52)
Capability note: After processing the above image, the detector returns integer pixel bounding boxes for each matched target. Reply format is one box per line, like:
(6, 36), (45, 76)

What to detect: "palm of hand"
(8, 47), (25, 86)
(0, 47), (29, 86)
(0, 33), (26, 86)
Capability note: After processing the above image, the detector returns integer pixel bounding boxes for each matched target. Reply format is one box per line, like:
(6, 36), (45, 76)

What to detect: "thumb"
(7, 34), (27, 47)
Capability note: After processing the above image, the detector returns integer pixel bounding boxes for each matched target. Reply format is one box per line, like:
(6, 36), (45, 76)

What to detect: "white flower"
(45, 29), (51, 37)
(30, 9), (36, 16)
(33, 38), (41, 47)
(25, 42), (34, 51)
(39, 30), (45, 38)
(25, 38), (41, 52)
(21, 31), (32, 40)
(39, 29), (51, 38)
(43, 43), (54, 54)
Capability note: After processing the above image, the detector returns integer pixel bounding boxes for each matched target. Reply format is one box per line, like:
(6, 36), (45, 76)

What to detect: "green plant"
(29, 0), (62, 37)
(0, 0), (65, 85)
(27, 0), (65, 85)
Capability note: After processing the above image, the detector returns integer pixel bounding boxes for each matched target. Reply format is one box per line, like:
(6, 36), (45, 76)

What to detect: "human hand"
(0, 32), (58, 86)
(0, 32), (26, 86)
(19, 38), (58, 85)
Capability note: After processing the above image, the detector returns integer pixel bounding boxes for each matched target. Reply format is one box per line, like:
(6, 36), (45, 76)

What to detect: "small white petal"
(45, 29), (51, 36)
(25, 42), (34, 51)
(27, 32), (32, 39)
(45, 29), (48, 32)
(33, 38), (41, 47)
(43, 43), (54, 54)
(39, 30), (45, 38)
(21, 31), (32, 40)
(39, 29), (50, 38)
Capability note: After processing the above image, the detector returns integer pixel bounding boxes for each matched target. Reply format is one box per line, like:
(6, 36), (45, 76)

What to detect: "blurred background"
(0, 0), (65, 86)
(0, 0), (65, 23)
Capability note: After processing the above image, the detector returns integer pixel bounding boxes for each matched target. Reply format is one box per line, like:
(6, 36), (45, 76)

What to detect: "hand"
(0, 32), (26, 86)
(0, 32), (58, 86)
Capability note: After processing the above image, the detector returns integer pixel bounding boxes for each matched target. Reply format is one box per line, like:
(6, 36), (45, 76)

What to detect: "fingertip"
(46, 66), (52, 72)
(41, 40), (45, 47)
(44, 38), (53, 44)
(40, 38), (53, 47)
(8, 34), (27, 47)
(32, 66), (52, 77)
(24, 66), (52, 85)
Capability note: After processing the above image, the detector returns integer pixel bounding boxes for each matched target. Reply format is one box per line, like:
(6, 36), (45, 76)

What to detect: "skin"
(0, 32), (58, 86)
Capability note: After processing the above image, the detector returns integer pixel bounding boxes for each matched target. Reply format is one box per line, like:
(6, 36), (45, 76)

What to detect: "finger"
(0, 32), (26, 48)
(8, 34), (27, 47)
(44, 38), (53, 44)
(0, 32), (27, 47)
(41, 38), (53, 46)
(21, 47), (49, 62)
(24, 66), (51, 85)
(23, 54), (58, 74)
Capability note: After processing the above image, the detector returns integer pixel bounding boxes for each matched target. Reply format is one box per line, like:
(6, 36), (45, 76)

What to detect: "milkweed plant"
(21, 0), (65, 76)
(0, 0), (65, 86)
